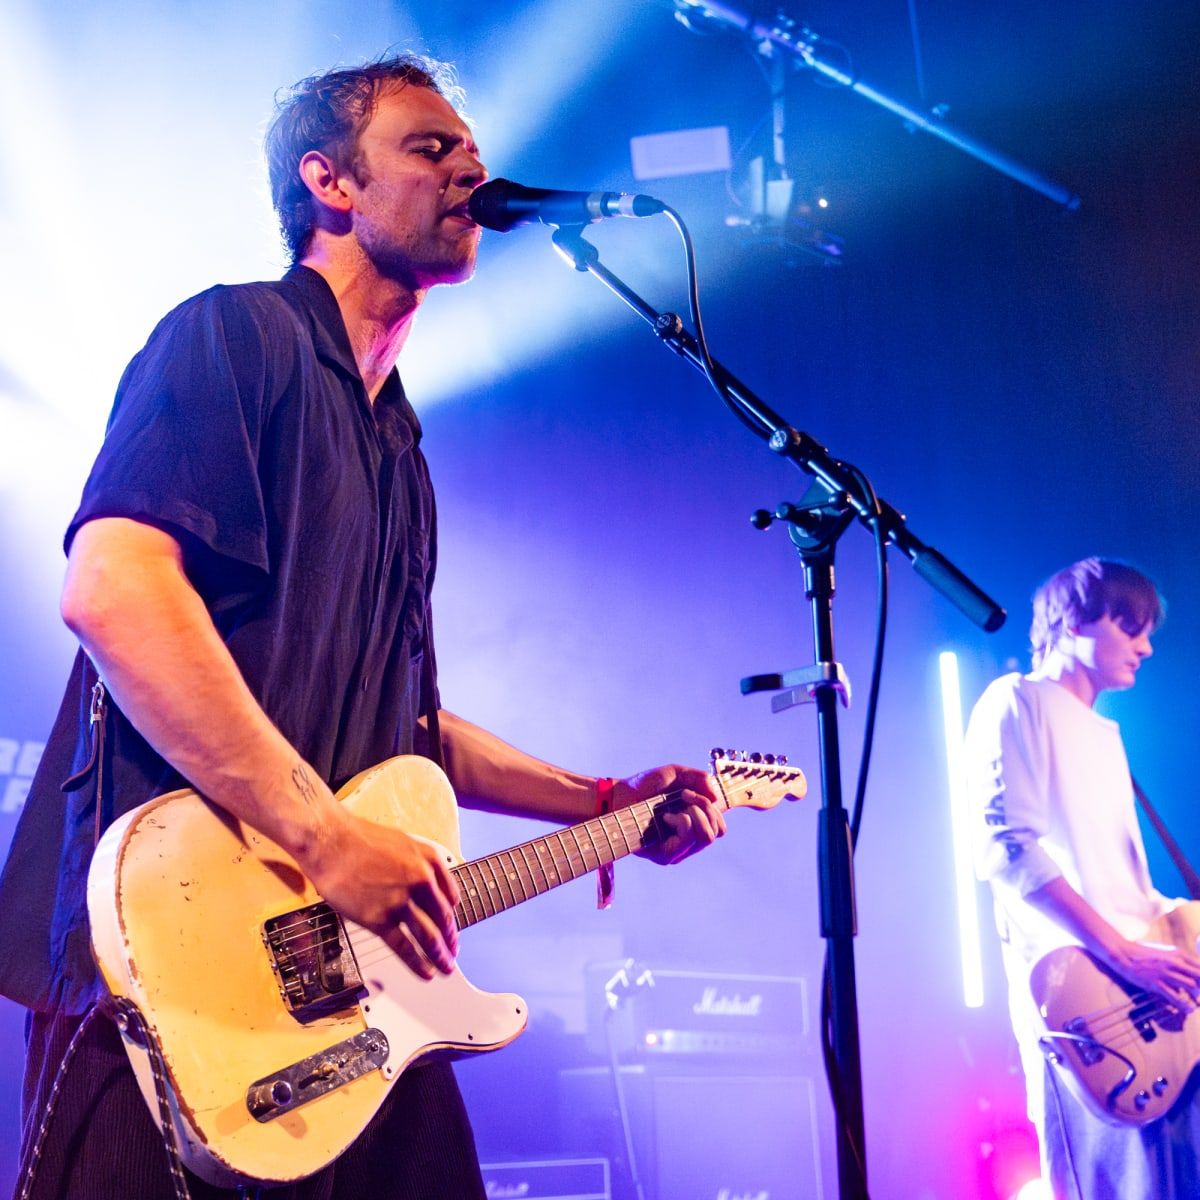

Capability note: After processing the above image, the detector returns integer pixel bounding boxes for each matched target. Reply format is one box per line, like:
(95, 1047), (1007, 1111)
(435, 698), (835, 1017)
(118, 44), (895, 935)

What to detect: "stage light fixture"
(939, 649), (985, 1008)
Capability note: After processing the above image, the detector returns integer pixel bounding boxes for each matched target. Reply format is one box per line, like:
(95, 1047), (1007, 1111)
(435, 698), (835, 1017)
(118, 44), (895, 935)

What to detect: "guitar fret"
(472, 869), (490, 921)
(539, 839), (562, 887)
(454, 866), (484, 928)
(583, 819), (610, 868)
(489, 853), (518, 912)
(551, 830), (578, 883)
(612, 809), (636, 854)
(466, 861), (496, 919)
(567, 824), (592, 874)
(500, 849), (530, 903)
(516, 843), (544, 894)
(479, 858), (506, 915)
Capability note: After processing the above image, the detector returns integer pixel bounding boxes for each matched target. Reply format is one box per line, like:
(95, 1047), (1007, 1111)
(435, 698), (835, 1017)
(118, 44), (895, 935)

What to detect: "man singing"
(0, 53), (727, 1199)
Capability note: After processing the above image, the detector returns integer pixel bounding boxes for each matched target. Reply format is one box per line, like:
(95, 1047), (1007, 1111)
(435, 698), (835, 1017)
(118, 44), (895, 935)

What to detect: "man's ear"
(298, 149), (353, 215)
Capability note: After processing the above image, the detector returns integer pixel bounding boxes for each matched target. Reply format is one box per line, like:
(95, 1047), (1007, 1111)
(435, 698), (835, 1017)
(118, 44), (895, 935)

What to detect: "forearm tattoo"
(292, 762), (320, 807)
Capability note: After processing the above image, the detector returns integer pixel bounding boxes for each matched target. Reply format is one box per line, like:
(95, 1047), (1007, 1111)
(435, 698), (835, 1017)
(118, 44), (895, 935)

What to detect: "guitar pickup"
(246, 1029), (390, 1121)
(263, 902), (366, 1021)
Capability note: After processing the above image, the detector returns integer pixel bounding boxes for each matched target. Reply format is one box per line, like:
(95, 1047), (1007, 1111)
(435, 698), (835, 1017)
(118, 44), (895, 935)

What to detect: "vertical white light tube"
(939, 650), (984, 1008)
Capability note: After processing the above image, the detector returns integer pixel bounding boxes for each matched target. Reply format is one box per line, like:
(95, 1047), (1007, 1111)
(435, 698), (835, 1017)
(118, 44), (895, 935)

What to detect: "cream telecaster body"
(87, 751), (803, 1186)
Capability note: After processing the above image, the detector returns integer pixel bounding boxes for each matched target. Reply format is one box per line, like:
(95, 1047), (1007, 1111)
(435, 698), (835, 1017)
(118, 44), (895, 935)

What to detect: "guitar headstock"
(711, 748), (807, 811)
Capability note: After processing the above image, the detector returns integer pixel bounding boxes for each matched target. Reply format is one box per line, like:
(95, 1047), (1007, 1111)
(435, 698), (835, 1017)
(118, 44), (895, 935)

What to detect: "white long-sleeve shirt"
(965, 672), (1173, 1121)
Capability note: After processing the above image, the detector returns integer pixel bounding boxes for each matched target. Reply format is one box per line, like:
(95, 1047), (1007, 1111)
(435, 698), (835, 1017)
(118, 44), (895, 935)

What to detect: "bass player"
(966, 556), (1200, 1197)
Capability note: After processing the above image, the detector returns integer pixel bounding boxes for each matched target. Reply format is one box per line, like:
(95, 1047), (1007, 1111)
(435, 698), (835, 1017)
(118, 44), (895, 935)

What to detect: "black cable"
(845, 462), (888, 848)
(662, 205), (773, 439)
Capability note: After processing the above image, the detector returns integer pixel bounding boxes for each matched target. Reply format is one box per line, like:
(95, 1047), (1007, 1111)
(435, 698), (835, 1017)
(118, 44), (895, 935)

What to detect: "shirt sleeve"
(967, 678), (1064, 897)
(66, 284), (293, 577)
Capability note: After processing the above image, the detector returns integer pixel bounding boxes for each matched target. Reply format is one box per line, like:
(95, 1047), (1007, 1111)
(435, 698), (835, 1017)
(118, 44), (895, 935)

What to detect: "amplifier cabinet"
(559, 1067), (826, 1200)
(584, 965), (811, 1065)
(479, 1156), (611, 1200)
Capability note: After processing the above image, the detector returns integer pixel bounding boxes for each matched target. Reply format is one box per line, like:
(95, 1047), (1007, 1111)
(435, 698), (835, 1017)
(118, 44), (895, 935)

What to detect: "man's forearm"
(429, 710), (599, 823)
(63, 518), (341, 863)
(1024, 876), (1126, 959)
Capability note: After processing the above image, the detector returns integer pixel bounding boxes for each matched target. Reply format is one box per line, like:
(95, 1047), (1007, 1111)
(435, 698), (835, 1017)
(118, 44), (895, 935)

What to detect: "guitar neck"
(451, 791), (711, 929)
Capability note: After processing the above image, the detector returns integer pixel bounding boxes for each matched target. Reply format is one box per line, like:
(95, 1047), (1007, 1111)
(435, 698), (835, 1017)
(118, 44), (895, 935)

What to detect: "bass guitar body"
(1031, 900), (1200, 1126)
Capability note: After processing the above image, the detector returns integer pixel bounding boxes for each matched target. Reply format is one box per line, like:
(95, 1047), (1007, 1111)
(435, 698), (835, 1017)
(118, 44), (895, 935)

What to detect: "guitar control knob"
(1135, 1090), (1150, 1110)
(1153, 1077), (1169, 1096)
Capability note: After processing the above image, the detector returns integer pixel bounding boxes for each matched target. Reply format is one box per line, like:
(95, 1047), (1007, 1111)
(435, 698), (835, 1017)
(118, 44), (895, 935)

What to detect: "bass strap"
(1131, 774), (1200, 901)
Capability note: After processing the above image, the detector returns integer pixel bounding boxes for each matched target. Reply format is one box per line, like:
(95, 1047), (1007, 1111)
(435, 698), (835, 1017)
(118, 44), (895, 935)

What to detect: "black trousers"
(15, 1009), (485, 1200)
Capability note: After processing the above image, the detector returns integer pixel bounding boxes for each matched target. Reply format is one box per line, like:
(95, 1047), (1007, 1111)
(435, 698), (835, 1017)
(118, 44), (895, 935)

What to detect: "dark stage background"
(2, 2), (1197, 1197)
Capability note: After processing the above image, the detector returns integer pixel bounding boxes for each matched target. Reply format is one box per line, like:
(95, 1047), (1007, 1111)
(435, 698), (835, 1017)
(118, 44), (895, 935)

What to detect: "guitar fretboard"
(451, 793), (694, 929)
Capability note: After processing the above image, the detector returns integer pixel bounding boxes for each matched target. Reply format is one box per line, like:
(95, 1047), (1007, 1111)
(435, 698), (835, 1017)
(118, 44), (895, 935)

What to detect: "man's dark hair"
(1030, 557), (1165, 668)
(265, 52), (465, 264)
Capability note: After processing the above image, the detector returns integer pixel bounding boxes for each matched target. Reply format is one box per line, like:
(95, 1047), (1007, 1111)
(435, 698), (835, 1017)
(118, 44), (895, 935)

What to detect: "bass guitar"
(87, 749), (804, 1186)
(1030, 900), (1200, 1125)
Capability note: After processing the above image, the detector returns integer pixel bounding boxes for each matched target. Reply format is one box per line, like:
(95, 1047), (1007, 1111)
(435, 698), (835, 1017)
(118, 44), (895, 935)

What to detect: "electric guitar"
(1030, 900), (1200, 1125)
(86, 749), (805, 1186)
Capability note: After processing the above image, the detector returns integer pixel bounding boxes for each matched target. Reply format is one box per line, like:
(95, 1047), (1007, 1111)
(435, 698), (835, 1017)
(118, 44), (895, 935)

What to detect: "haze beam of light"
(939, 650), (985, 1009)
(464, 0), (656, 169)
(401, 0), (665, 405)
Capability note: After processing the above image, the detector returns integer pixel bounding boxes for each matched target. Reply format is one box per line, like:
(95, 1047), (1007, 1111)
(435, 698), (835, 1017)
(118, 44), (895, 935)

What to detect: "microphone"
(467, 178), (666, 232)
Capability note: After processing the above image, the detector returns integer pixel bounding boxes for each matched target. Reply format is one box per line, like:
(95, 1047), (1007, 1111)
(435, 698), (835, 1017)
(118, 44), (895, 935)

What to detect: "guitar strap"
(61, 674), (112, 848)
(1131, 774), (1200, 900)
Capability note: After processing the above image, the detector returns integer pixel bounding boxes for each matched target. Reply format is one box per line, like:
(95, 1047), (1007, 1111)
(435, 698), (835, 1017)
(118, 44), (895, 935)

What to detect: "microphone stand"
(674, 0), (1081, 211)
(550, 224), (1005, 1200)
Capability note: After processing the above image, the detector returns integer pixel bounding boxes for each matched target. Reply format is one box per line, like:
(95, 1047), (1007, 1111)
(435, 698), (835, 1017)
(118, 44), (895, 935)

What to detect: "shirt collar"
(278, 264), (423, 447)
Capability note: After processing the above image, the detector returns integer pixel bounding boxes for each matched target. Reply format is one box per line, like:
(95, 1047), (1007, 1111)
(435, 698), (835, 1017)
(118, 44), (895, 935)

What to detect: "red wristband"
(595, 778), (616, 909)
(595, 776), (616, 817)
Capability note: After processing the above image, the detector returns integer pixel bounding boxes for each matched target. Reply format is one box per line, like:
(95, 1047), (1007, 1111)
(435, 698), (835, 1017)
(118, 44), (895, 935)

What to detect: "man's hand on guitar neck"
(614, 764), (727, 865)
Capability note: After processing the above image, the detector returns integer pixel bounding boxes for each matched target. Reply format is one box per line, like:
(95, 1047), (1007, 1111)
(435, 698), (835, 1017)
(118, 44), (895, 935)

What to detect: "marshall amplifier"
(584, 964), (811, 1062)
(558, 1067), (826, 1200)
(479, 1157), (611, 1200)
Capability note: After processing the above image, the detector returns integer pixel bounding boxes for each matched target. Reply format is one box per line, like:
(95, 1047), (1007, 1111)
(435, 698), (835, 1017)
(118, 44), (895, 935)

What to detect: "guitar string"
(258, 769), (798, 985)
(1057, 981), (1183, 1030)
(1047, 990), (1193, 1061)
(346, 783), (753, 973)
(257, 773), (786, 953)
(1071, 998), (1187, 1047)
(261, 794), (678, 959)
(258, 794), (678, 950)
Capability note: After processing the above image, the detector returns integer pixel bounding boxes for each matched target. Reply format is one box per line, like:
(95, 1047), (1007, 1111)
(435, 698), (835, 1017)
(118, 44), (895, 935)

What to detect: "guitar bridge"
(263, 902), (366, 1021)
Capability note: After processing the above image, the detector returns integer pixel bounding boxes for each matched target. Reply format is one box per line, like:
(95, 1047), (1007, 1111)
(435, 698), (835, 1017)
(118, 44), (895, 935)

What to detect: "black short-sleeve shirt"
(0, 266), (439, 1012)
